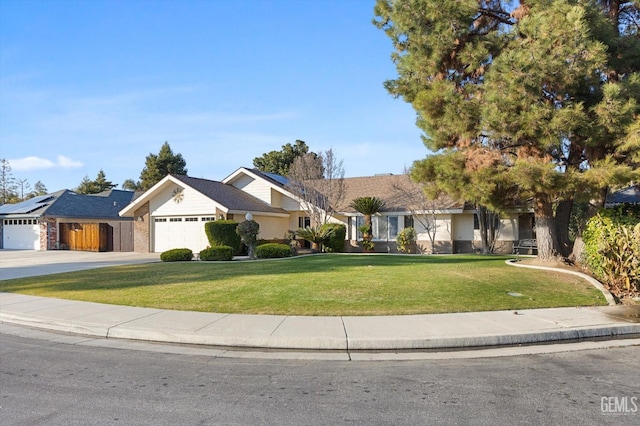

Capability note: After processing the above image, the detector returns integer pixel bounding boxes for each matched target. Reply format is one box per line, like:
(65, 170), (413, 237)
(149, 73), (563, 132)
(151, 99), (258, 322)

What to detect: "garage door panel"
(153, 217), (209, 253)
(3, 223), (40, 250)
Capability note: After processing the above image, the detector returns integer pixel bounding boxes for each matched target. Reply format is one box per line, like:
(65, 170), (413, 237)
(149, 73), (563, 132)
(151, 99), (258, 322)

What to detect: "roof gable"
(120, 174), (287, 217)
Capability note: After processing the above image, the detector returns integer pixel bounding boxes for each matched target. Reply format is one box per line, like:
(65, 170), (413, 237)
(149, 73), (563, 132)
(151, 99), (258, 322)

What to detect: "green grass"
(0, 254), (606, 315)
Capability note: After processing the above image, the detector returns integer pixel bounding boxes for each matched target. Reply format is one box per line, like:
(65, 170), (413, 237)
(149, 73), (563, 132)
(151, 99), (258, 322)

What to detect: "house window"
(154, 218), (167, 222)
(404, 215), (414, 229)
(169, 218), (182, 222)
(372, 216), (399, 240)
(185, 217), (198, 222)
(474, 214), (480, 230)
(388, 216), (399, 239)
(298, 217), (311, 228)
(201, 217), (215, 222)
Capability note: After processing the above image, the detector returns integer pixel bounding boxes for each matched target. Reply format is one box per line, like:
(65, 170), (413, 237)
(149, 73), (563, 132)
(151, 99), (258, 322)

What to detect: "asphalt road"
(1, 328), (638, 425)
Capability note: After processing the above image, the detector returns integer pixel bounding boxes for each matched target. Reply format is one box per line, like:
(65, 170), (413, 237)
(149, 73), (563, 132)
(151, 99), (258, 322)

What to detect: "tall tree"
(76, 170), (117, 194)
(139, 142), (188, 190)
(253, 140), (318, 177)
(0, 159), (18, 204)
(375, 0), (640, 261)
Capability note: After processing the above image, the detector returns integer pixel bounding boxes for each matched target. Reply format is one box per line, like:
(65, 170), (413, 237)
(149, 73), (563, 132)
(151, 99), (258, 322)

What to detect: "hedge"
(255, 243), (293, 259)
(320, 223), (346, 252)
(160, 248), (194, 262)
(204, 220), (241, 254)
(199, 245), (234, 261)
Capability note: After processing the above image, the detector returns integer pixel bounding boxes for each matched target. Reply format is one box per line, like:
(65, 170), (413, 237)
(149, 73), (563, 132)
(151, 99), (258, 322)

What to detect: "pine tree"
(374, 0), (640, 261)
(139, 142), (188, 190)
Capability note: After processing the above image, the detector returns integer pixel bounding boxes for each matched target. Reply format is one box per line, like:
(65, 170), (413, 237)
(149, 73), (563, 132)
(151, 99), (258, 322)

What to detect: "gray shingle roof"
(0, 189), (135, 220)
(172, 175), (287, 214)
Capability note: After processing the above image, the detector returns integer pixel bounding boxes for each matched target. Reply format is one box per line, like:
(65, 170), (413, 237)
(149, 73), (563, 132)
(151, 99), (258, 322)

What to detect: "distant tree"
(139, 142), (188, 190)
(0, 158), (18, 204)
(16, 178), (31, 201)
(253, 140), (318, 177)
(122, 178), (142, 191)
(28, 181), (48, 198)
(76, 169), (117, 194)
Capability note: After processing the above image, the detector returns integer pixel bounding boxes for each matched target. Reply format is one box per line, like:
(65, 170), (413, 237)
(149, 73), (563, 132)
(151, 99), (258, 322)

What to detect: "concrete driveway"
(0, 250), (161, 280)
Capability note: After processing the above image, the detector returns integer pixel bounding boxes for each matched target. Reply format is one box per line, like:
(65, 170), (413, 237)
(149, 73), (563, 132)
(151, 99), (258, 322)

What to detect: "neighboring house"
(119, 167), (534, 254)
(605, 184), (640, 207)
(327, 174), (533, 254)
(0, 189), (135, 251)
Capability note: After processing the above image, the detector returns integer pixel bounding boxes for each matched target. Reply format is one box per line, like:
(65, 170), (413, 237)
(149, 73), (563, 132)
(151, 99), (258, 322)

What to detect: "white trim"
(119, 175), (177, 217)
(222, 167), (300, 202)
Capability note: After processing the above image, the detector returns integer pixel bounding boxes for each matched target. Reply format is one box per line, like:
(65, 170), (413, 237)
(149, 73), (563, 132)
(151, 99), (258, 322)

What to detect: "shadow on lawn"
(0, 254), (511, 293)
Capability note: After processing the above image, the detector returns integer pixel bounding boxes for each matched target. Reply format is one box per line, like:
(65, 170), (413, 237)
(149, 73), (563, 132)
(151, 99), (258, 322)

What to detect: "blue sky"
(0, 0), (427, 193)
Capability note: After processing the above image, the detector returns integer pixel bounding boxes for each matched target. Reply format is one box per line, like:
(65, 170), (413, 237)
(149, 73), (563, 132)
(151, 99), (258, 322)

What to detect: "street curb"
(3, 311), (639, 352)
(506, 259), (617, 305)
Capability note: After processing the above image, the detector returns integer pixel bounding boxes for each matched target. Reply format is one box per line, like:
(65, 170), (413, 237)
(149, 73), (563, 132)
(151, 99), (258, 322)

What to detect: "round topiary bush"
(160, 248), (194, 262)
(204, 220), (242, 254)
(255, 243), (293, 259)
(199, 245), (234, 261)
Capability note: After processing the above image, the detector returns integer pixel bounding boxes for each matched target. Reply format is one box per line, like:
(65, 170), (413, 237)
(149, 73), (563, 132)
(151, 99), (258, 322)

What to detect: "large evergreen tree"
(375, 0), (640, 261)
(139, 142), (188, 190)
(76, 169), (117, 194)
(253, 140), (318, 177)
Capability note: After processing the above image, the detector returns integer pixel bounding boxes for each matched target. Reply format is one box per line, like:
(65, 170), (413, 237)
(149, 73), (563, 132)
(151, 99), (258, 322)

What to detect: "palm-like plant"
(350, 196), (386, 252)
(295, 226), (334, 253)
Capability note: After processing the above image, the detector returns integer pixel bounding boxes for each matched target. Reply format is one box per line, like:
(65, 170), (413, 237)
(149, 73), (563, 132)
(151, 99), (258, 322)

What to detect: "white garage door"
(3, 219), (40, 250)
(153, 217), (211, 253)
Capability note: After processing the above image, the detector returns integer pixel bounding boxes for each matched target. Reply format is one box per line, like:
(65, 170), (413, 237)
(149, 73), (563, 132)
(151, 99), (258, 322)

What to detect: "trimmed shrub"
(321, 223), (346, 252)
(255, 243), (293, 259)
(160, 248), (194, 262)
(583, 205), (640, 299)
(204, 220), (241, 254)
(237, 219), (260, 259)
(199, 245), (234, 261)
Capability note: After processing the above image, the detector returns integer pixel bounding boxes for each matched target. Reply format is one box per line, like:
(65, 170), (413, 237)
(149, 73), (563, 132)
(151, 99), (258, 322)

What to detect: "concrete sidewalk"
(1, 292), (639, 351)
(1, 250), (639, 354)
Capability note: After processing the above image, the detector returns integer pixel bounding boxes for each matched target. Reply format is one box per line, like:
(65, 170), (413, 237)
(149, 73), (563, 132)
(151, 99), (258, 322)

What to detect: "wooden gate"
(60, 223), (108, 252)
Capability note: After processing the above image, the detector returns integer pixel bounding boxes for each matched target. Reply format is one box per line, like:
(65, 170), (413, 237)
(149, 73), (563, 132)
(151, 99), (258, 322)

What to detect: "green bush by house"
(397, 227), (417, 253)
(321, 223), (346, 252)
(160, 248), (194, 262)
(255, 243), (293, 259)
(583, 205), (640, 299)
(204, 220), (241, 254)
(199, 245), (234, 261)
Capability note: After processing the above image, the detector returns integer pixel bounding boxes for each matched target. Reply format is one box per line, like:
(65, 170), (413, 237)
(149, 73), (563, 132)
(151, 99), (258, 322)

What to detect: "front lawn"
(0, 254), (606, 315)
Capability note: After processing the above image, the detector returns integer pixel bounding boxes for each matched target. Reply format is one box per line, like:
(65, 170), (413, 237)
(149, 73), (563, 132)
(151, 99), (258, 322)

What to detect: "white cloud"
(9, 155), (83, 171)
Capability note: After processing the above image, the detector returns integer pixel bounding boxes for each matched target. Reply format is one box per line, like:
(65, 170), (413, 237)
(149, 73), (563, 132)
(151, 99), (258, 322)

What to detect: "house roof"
(172, 175), (287, 215)
(325, 174), (465, 214)
(606, 185), (640, 206)
(0, 189), (135, 220)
